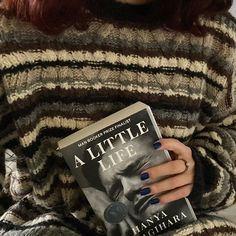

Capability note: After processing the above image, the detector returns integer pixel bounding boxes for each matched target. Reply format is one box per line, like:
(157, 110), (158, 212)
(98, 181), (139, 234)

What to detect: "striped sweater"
(0, 9), (236, 235)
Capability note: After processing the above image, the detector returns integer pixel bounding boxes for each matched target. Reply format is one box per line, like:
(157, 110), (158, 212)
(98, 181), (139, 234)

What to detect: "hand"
(140, 138), (195, 204)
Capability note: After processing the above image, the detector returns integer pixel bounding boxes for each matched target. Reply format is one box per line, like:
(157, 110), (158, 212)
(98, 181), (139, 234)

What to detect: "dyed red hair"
(2, 0), (88, 34)
(1, 0), (233, 35)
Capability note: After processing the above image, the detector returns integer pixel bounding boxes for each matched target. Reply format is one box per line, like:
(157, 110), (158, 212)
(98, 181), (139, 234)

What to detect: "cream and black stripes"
(0, 11), (236, 235)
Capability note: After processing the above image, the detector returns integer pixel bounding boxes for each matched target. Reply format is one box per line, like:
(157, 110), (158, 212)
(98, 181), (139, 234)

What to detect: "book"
(58, 102), (197, 235)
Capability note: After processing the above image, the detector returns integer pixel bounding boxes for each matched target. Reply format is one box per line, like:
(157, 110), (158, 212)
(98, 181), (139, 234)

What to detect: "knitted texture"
(0, 11), (236, 235)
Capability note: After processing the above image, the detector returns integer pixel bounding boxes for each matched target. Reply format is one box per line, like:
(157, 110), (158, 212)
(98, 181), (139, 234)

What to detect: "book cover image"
(58, 102), (197, 236)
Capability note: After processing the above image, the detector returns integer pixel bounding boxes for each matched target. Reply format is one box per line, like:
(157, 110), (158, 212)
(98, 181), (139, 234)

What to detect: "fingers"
(140, 173), (194, 205)
(156, 184), (193, 204)
(154, 138), (192, 161)
(139, 138), (195, 205)
(141, 171), (193, 196)
(142, 159), (188, 180)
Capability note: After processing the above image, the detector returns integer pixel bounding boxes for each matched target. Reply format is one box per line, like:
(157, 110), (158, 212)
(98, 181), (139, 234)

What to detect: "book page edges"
(58, 102), (153, 150)
(184, 198), (197, 220)
(145, 106), (172, 161)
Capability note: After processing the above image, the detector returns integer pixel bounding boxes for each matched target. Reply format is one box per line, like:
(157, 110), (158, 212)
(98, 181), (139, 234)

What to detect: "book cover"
(58, 102), (197, 235)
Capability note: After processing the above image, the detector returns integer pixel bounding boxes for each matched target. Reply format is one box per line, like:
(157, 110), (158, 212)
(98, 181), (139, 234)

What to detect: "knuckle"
(169, 138), (178, 143)
(148, 168), (156, 180)
(151, 184), (159, 194)
(186, 146), (192, 155)
(169, 178), (178, 188)
(162, 138), (176, 146)
(157, 182), (166, 193)
(176, 178), (185, 188)
(182, 186), (191, 197)
(172, 161), (183, 173)
(169, 139), (178, 147)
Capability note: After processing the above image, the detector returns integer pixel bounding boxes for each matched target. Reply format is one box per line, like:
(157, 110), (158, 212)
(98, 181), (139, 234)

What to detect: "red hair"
(2, 0), (233, 35)
(2, 0), (88, 34)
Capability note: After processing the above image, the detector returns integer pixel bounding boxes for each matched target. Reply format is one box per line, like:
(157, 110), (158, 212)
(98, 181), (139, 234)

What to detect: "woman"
(0, 0), (235, 235)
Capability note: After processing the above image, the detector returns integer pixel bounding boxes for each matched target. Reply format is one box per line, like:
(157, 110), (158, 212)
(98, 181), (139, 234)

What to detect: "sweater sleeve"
(188, 19), (236, 211)
(0, 77), (18, 214)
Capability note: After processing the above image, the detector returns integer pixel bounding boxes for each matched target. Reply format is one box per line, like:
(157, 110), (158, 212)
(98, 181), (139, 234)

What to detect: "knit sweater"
(0, 9), (236, 235)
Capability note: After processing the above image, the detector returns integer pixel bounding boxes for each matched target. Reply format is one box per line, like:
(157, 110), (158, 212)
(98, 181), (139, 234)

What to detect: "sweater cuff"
(188, 147), (205, 207)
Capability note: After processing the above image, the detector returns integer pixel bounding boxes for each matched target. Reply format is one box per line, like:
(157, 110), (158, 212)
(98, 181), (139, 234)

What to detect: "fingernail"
(153, 141), (161, 149)
(140, 172), (149, 181)
(140, 188), (151, 196)
(149, 198), (160, 205)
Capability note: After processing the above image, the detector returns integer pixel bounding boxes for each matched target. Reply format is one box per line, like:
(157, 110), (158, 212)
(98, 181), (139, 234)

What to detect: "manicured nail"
(149, 198), (160, 205)
(140, 188), (151, 196)
(140, 172), (149, 181)
(153, 141), (161, 149)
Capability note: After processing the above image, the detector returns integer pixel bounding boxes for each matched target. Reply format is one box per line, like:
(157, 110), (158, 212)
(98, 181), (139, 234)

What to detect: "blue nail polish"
(140, 172), (149, 181)
(149, 198), (160, 205)
(153, 142), (161, 149)
(140, 188), (151, 196)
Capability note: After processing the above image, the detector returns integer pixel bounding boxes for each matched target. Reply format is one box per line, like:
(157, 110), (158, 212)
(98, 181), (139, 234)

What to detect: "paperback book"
(58, 102), (197, 235)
